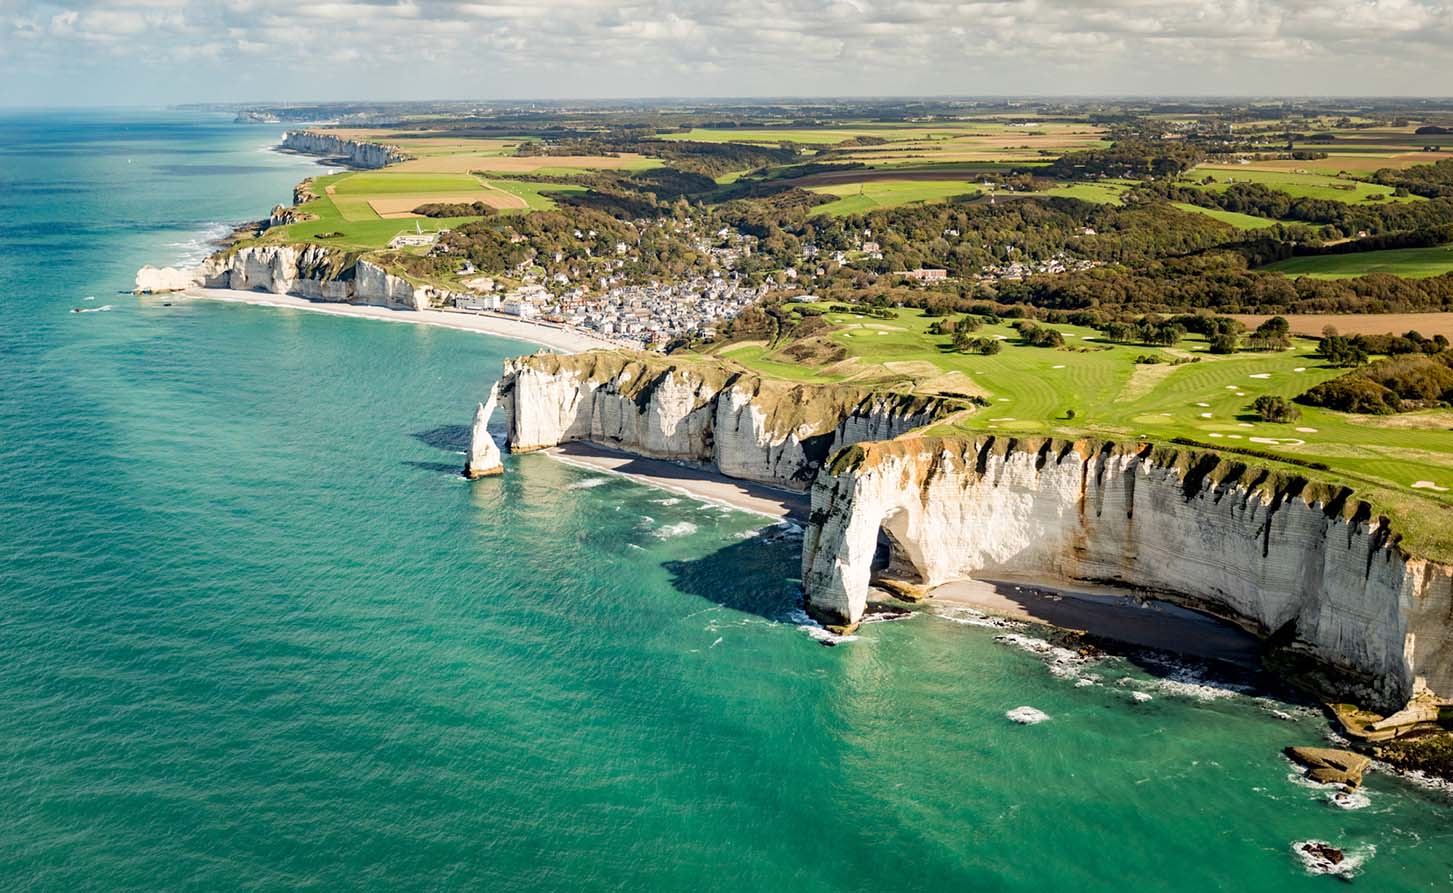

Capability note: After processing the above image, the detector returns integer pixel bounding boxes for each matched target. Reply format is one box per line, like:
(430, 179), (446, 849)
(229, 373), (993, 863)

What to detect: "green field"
(807, 180), (981, 215)
(1035, 182), (1130, 204)
(1263, 244), (1453, 279)
(259, 171), (583, 250)
(1184, 167), (1417, 202)
(710, 305), (1453, 553)
(1172, 203), (1281, 230)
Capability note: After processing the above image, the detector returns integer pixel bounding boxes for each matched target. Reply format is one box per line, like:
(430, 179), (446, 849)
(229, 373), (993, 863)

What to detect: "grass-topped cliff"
(698, 303), (1453, 561)
(509, 349), (964, 441)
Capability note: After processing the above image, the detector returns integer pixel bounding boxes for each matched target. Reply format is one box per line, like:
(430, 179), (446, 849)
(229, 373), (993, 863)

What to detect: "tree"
(1208, 332), (1239, 354)
(1317, 334), (1368, 368)
(1249, 316), (1292, 351)
(1251, 394), (1301, 423)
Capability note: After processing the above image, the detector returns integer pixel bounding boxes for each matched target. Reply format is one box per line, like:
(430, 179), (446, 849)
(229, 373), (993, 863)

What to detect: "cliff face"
(801, 436), (1453, 710)
(495, 351), (956, 490)
(280, 131), (409, 169)
(193, 245), (427, 310)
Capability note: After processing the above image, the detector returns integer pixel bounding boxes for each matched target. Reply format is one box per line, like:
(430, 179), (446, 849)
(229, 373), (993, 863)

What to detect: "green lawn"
(708, 306), (1453, 552)
(1263, 245), (1453, 279)
(807, 180), (981, 215)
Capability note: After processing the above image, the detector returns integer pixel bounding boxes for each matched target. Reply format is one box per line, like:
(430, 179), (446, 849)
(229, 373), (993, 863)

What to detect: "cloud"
(1, 0), (1450, 104)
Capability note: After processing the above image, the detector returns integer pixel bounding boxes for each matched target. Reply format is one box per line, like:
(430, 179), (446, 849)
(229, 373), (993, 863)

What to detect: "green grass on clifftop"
(701, 305), (1453, 559)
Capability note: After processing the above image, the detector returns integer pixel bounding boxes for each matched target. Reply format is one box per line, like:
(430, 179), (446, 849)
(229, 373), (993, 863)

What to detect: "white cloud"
(1, 0), (1450, 103)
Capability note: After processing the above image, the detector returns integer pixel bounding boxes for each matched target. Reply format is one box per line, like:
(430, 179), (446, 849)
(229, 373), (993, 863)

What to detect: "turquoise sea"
(0, 110), (1449, 891)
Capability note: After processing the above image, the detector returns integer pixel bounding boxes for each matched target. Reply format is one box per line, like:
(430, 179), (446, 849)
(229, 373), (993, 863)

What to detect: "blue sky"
(3, 0), (1450, 105)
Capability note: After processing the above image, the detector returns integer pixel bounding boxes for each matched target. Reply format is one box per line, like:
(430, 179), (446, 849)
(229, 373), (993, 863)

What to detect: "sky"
(2, 0), (1450, 106)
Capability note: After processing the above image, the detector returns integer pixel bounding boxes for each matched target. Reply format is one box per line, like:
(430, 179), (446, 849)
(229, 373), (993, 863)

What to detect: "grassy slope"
(1263, 245), (1453, 279)
(806, 180), (981, 215)
(709, 306), (1453, 557)
(1172, 203), (1282, 230)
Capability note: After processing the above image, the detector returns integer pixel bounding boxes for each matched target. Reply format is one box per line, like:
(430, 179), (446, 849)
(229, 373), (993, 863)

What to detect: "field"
(661, 120), (1109, 163)
(1171, 203), (1281, 230)
(1183, 166), (1415, 203)
(258, 170), (585, 250)
(806, 180), (981, 215)
(323, 127), (660, 175)
(1261, 245), (1453, 279)
(1229, 313), (1453, 339)
(705, 305), (1453, 552)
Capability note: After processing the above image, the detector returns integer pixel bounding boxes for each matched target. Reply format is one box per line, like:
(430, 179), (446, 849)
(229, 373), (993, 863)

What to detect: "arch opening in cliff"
(868, 508), (929, 594)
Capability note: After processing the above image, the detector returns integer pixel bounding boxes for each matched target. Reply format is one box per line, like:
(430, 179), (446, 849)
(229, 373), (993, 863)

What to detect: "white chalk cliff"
(800, 436), (1453, 711)
(133, 246), (429, 311)
(494, 352), (955, 490)
(280, 130), (409, 169)
(465, 384), (505, 479)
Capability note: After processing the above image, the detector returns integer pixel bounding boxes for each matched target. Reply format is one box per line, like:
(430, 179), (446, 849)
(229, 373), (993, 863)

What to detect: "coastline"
(544, 441), (811, 522)
(176, 287), (616, 353)
(920, 575), (1264, 666)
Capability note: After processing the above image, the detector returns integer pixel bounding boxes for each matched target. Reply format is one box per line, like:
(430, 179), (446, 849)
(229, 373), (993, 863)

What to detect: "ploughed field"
(705, 305), (1453, 555)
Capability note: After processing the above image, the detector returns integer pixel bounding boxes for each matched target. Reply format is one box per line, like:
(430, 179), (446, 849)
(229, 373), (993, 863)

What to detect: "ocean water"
(1, 110), (1450, 891)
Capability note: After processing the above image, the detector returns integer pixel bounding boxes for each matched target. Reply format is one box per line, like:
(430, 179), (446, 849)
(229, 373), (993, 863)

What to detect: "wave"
(566, 477), (611, 490)
(787, 607), (858, 646)
(1006, 706), (1050, 724)
(165, 221), (233, 267)
(1291, 840), (1374, 877)
(653, 521), (698, 539)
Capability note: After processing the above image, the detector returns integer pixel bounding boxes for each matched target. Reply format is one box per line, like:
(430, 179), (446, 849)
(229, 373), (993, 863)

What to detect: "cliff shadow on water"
(663, 534), (805, 621)
(407, 423), (478, 475)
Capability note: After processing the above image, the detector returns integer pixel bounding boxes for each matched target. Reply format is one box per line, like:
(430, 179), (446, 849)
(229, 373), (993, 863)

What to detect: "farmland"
(806, 179), (981, 215)
(1262, 244), (1453, 279)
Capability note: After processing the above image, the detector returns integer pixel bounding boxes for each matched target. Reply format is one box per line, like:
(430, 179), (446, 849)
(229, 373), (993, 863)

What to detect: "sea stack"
(465, 384), (505, 478)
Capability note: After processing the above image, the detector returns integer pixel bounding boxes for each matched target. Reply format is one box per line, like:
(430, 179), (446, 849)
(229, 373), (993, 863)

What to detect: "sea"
(0, 109), (1449, 891)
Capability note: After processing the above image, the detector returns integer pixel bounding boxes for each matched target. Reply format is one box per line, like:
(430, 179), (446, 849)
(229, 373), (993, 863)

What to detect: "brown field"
(790, 165), (1006, 187)
(1230, 313), (1453, 339)
(392, 153), (655, 174)
(1230, 153), (1453, 174)
(367, 190), (526, 218)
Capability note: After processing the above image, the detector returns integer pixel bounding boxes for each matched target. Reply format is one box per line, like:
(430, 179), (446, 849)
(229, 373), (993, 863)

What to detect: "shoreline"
(916, 575), (1264, 666)
(543, 441), (811, 522)
(175, 287), (616, 353)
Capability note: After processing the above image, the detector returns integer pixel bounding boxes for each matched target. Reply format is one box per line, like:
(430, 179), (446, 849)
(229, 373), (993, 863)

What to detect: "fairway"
(1261, 244), (1453, 279)
(807, 179), (981, 215)
(703, 305), (1453, 550)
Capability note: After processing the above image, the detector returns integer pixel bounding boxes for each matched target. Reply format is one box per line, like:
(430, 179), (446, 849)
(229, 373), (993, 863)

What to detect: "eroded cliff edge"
(493, 351), (959, 490)
(280, 130), (410, 169)
(801, 436), (1453, 711)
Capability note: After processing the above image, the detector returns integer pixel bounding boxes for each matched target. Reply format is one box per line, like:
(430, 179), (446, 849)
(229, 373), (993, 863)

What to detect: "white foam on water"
(994, 633), (1099, 684)
(166, 221), (233, 267)
(1131, 691), (1153, 703)
(654, 521), (698, 539)
(71, 304), (114, 313)
(566, 477), (611, 490)
(1329, 790), (1371, 810)
(651, 497), (682, 506)
(1006, 706), (1049, 724)
(1291, 841), (1374, 878)
(931, 606), (1025, 631)
(788, 608), (859, 646)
